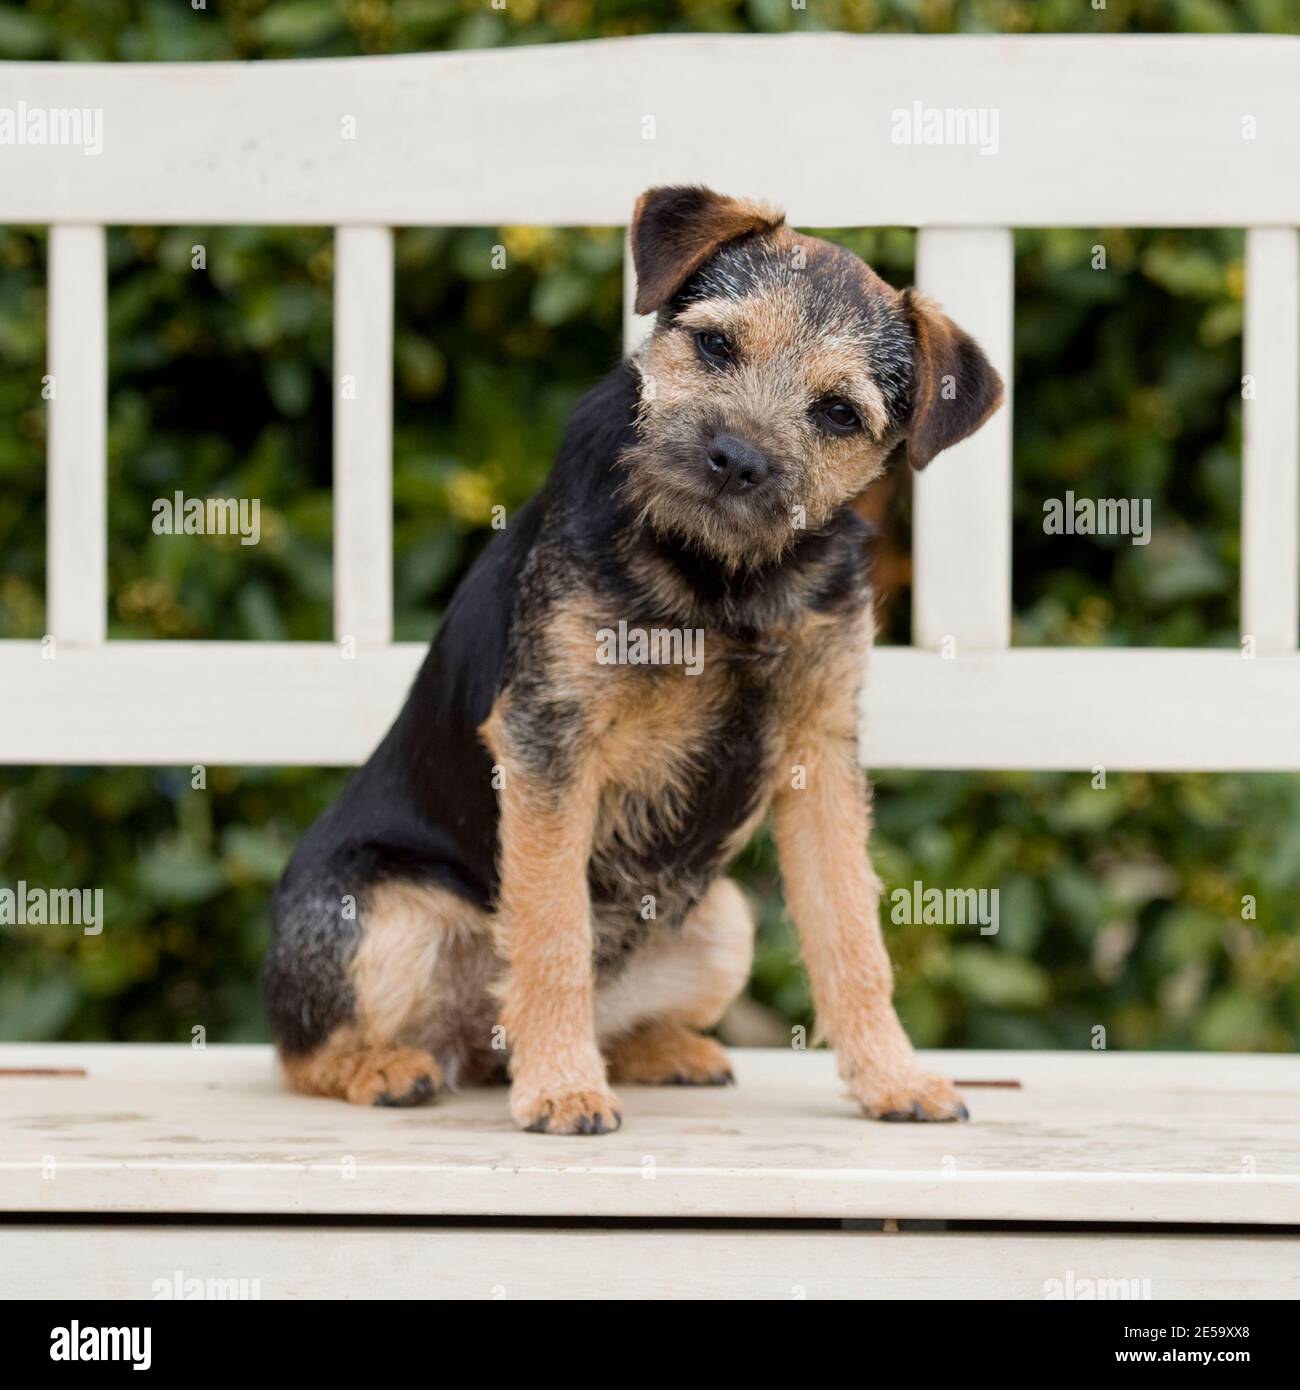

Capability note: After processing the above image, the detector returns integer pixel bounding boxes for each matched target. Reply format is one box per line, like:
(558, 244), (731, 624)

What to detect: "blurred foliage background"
(2, 0), (1298, 1052)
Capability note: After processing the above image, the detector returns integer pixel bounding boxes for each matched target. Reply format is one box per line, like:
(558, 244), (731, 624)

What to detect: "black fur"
(264, 362), (875, 1055)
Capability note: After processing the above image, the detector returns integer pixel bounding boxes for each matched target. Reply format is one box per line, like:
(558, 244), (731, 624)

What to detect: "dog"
(263, 186), (1003, 1135)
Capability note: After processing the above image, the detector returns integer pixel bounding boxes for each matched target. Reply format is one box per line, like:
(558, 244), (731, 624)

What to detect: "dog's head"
(621, 185), (1004, 568)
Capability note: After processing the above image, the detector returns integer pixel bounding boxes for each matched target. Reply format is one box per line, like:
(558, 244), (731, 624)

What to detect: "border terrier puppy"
(264, 186), (1003, 1134)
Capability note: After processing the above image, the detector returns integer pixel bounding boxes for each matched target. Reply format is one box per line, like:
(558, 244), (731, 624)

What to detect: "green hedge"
(1, 0), (1297, 1050)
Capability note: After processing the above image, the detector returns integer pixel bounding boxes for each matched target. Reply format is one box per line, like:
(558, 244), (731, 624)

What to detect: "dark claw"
(879, 1109), (914, 1122)
(658, 1069), (733, 1086)
(955, 1102), (970, 1121)
(578, 1111), (620, 1135)
(525, 1114), (550, 1134)
(912, 1100), (927, 1120)
(374, 1073), (436, 1107)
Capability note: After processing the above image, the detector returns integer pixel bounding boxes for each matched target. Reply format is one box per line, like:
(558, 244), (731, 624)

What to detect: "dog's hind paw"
(606, 1022), (734, 1086)
(346, 1047), (442, 1108)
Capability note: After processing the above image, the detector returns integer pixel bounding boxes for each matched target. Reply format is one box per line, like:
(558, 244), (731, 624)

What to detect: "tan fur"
(349, 881), (458, 1046)
(770, 611), (966, 1120)
(279, 881), (501, 1104)
(626, 260), (902, 568)
(348, 880), (502, 1087)
(538, 598), (766, 890)
(673, 284), (890, 437)
(481, 694), (621, 1135)
(481, 593), (762, 1132)
(280, 870), (752, 1114)
(281, 1026), (441, 1107)
(606, 1021), (733, 1085)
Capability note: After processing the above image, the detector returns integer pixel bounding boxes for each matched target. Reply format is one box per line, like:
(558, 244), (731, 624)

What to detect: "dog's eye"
(812, 398), (863, 437)
(694, 330), (735, 367)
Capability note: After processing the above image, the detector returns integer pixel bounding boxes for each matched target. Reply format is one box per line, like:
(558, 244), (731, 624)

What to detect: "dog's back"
(262, 364), (642, 1075)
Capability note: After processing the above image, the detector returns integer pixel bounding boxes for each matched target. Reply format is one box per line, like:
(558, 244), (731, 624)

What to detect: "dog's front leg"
(771, 733), (968, 1122)
(492, 753), (621, 1136)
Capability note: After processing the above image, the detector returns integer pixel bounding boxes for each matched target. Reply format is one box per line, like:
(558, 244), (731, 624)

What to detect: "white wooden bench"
(2, 35), (1298, 1297)
(2, 1045), (1298, 1298)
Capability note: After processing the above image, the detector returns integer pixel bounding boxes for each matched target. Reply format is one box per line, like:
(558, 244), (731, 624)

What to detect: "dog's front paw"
(852, 1071), (969, 1123)
(512, 1084), (623, 1136)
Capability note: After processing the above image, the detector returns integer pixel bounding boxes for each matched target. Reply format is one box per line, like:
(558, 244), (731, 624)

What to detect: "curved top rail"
(1, 34), (1298, 226)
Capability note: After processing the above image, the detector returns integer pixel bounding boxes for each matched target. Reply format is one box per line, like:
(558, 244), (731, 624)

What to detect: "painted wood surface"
(912, 228), (1013, 651)
(3, 1226), (1295, 1301)
(2, 1046), (1295, 1224)
(3, 38), (1298, 226)
(1242, 228), (1300, 654)
(4, 641), (1300, 769)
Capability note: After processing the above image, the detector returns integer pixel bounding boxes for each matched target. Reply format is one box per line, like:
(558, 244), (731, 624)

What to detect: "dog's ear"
(630, 186), (785, 315)
(902, 290), (1004, 470)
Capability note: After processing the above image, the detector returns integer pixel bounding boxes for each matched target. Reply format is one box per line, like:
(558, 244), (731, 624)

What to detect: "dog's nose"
(705, 433), (771, 490)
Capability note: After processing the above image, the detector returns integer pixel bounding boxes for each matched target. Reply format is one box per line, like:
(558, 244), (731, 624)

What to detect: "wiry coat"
(265, 362), (874, 1067)
(263, 185), (1002, 1129)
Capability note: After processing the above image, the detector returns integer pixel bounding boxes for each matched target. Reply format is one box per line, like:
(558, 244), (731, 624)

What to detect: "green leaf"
(949, 947), (1050, 1010)
(254, 1), (347, 48)
(137, 842), (228, 905)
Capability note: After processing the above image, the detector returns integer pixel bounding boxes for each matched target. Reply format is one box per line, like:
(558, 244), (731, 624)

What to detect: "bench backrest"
(2, 35), (1297, 770)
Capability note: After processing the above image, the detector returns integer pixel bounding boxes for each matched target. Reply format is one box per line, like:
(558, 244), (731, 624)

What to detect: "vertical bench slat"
(47, 224), (107, 647)
(333, 225), (393, 647)
(1242, 227), (1299, 654)
(622, 232), (655, 358)
(911, 228), (1014, 652)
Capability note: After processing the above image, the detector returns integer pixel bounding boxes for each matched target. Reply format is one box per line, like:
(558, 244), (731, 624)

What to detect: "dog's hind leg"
(268, 880), (497, 1106)
(598, 877), (754, 1086)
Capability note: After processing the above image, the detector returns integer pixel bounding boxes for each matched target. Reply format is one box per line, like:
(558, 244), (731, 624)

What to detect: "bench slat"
(623, 231), (656, 355)
(333, 226), (394, 647)
(1242, 228), (1300, 655)
(46, 225), (107, 648)
(911, 227), (1014, 651)
(2, 1046), (1295, 1224)
(4, 642), (1300, 769)
(2, 38), (1298, 226)
(4, 1226), (1295, 1301)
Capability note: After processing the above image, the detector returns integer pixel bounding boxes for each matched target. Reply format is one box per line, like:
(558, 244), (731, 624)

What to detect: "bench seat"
(3, 1044), (1297, 1299)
